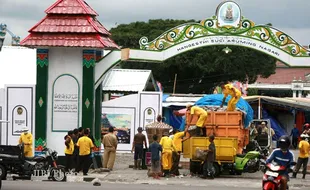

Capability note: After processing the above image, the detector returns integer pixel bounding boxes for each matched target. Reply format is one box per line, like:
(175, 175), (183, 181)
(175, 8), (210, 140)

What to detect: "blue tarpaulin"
(262, 110), (287, 140)
(194, 94), (254, 128)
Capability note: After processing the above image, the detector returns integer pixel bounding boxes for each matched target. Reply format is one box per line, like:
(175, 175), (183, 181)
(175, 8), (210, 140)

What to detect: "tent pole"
(258, 97), (261, 119)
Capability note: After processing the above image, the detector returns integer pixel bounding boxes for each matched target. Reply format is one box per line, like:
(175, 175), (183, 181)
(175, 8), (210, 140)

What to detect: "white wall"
(47, 48), (83, 156)
(0, 46), (36, 88)
(101, 92), (162, 152)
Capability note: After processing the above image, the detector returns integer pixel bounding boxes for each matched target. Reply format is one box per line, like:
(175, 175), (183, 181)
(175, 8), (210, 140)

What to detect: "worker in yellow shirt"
(170, 130), (185, 176)
(292, 134), (309, 179)
(64, 130), (74, 172)
(186, 105), (208, 137)
(220, 83), (242, 111)
(76, 129), (94, 176)
(18, 126), (33, 157)
(160, 132), (177, 177)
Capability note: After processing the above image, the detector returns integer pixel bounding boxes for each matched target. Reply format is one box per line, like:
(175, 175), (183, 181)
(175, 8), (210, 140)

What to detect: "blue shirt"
(149, 142), (162, 161)
(266, 148), (295, 168)
(290, 128), (299, 138)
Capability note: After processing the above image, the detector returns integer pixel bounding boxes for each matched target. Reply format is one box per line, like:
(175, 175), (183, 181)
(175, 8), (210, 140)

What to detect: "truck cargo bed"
(182, 137), (238, 163)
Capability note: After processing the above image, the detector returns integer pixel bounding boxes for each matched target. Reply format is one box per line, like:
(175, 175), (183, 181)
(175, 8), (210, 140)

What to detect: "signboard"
(171, 36), (282, 59)
(12, 106), (27, 135)
(216, 1), (241, 28)
(52, 75), (79, 132)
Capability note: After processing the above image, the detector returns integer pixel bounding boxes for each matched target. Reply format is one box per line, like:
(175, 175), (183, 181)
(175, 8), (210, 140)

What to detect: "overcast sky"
(1, 0), (310, 46)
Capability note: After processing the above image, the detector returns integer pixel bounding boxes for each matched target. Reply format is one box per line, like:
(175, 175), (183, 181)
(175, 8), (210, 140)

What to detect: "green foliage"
(110, 19), (277, 94)
(247, 88), (258, 96)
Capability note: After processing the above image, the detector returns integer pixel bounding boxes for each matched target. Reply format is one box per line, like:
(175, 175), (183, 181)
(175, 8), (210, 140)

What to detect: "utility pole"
(173, 74), (177, 94)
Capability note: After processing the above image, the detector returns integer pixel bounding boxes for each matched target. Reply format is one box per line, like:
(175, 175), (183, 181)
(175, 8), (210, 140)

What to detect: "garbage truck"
(182, 109), (272, 176)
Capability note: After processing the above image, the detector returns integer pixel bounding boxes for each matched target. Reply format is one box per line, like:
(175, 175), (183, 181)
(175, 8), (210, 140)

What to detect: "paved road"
(2, 180), (310, 190)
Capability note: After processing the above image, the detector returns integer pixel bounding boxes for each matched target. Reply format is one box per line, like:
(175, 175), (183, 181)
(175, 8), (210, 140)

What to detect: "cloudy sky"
(1, 0), (310, 45)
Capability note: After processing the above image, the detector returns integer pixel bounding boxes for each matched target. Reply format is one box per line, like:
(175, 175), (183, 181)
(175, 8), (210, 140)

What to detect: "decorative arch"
(138, 1), (310, 67)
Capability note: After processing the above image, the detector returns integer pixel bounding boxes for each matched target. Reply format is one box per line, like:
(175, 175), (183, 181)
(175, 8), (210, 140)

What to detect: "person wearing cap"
(220, 82), (241, 111)
(160, 131), (177, 177)
(131, 127), (147, 170)
(186, 104), (208, 137)
(18, 126), (33, 157)
(201, 135), (216, 179)
(261, 121), (275, 137)
(292, 134), (309, 179)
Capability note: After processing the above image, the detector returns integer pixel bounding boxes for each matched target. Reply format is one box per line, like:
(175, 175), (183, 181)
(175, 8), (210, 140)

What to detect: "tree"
(110, 19), (277, 94)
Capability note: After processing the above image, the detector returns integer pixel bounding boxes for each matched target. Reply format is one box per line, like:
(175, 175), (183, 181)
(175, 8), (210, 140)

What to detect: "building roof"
(45, 0), (98, 15)
(102, 69), (156, 92)
(162, 94), (204, 107)
(20, 0), (119, 49)
(244, 96), (310, 111)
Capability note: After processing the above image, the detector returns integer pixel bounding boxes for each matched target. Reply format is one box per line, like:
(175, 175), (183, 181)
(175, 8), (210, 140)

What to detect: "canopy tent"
(244, 96), (310, 111)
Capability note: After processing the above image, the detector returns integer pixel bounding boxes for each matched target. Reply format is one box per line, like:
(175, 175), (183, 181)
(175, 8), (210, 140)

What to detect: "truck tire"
(0, 165), (7, 180)
(213, 163), (221, 177)
(190, 160), (202, 175)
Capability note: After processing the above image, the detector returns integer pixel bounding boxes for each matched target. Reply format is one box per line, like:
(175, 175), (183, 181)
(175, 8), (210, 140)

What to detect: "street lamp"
(222, 46), (232, 54)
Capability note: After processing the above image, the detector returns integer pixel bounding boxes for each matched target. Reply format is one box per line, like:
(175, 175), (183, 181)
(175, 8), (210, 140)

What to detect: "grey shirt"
(207, 142), (216, 162)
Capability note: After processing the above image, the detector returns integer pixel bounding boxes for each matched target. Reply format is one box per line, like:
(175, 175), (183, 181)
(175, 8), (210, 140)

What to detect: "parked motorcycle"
(262, 160), (296, 190)
(234, 150), (263, 174)
(0, 144), (66, 182)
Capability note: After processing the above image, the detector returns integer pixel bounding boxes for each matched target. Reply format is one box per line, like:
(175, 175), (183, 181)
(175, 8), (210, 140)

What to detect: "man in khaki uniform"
(102, 127), (118, 171)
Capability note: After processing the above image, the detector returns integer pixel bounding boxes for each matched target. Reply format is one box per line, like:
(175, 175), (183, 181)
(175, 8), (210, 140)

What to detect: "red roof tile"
(30, 15), (111, 35)
(45, 0), (98, 16)
(20, 33), (119, 49)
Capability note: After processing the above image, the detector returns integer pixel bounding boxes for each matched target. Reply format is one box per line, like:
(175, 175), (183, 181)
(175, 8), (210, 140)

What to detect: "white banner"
(52, 75), (79, 132)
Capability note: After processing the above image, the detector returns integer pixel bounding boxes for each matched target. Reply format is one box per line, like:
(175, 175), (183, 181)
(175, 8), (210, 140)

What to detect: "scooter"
(234, 150), (263, 174)
(262, 160), (296, 190)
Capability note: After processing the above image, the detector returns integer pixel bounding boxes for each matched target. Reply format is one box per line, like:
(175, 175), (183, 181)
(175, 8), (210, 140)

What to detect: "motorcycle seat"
(237, 153), (246, 158)
(25, 156), (45, 162)
(0, 154), (19, 159)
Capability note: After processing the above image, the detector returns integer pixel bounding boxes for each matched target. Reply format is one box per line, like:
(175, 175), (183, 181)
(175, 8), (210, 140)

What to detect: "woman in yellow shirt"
(64, 131), (74, 172)
(292, 134), (309, 179)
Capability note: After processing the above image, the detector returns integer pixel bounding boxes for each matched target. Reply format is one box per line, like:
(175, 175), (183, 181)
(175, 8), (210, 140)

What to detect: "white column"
(298, 91), (302, 98)
(293, 90), (296, 98)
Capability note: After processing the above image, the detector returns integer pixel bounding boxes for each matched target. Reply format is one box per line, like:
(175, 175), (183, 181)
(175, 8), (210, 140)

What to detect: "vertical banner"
(5, 86), (35, 147)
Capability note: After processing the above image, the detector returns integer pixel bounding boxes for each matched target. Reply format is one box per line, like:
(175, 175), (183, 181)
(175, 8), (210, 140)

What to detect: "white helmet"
(301, 134), (309, 139)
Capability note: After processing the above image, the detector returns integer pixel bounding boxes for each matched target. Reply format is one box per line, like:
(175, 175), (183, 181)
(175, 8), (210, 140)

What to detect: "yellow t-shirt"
(64, 137), (74, 155)
(190, 106), (207, 116)
(77, 136), (94, 156)
(173, 132), (185, 152)
(223, 84), (241, 98)
(160, 136), (177, 152)
(298, 140), (309, 158)
(19, 133), (33, 157)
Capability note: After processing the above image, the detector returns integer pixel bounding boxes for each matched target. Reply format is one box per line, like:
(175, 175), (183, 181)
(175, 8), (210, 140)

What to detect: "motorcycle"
(233, 150), (264, 174)
(0, 144), (66, 182)
(262, 160), (296, 190)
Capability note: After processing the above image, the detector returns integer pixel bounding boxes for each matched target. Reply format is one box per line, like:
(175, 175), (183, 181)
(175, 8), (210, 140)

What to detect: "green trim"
(35, 49), (48, 143)
(139, 16), (310, 57)
(94, 84), (102, 140)
(94, 59), (121, 86)
(51, 74), (80, 132)
(82, 50), (95, 130)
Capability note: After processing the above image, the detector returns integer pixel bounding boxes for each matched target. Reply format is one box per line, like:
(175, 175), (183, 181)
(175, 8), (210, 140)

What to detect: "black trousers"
(65, 154), (73, 172)
(171, 151), (181, 175)
(195, 127), (206, 137)
(295, 157), (309, 175)
(134, 144), (143, 160)
(77, 154), (91, 175)
(292, 137), (298, 149)
(203, 161), (214, 177)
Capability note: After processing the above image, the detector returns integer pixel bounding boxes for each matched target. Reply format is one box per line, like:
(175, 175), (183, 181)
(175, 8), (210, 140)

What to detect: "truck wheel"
(213, 163), (221, 177)
(0, 165), (7, 180)
(190, 160), (201, 175)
